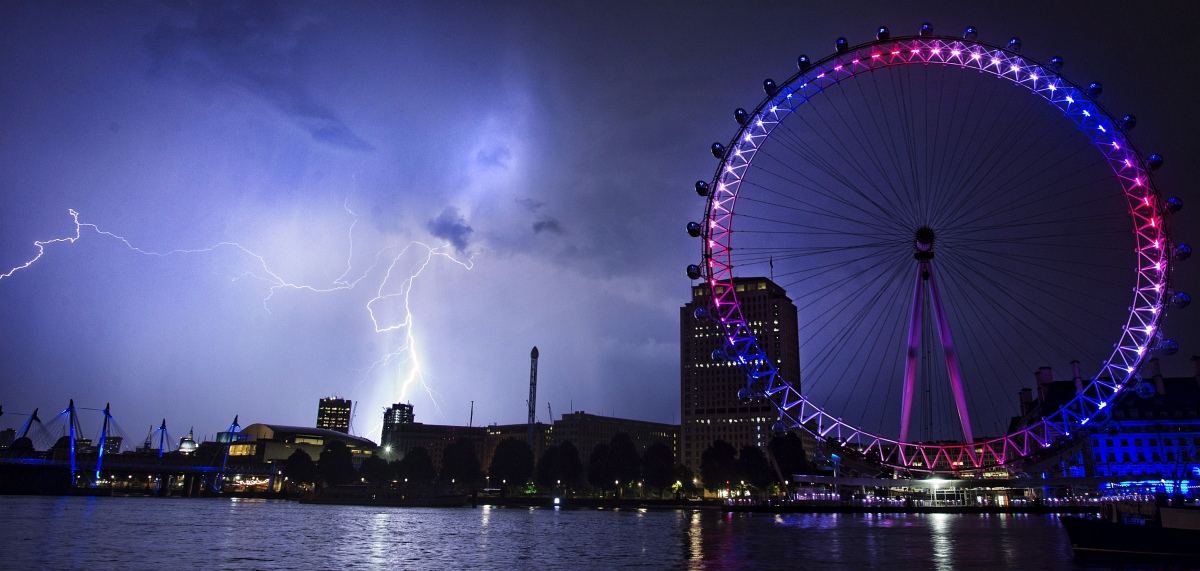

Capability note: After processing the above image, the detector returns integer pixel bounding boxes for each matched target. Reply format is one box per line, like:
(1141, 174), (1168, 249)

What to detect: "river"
(0, 496), (1184, 570)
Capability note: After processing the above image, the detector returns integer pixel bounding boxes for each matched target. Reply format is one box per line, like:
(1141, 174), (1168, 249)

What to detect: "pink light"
(892, 51), (900, 55)
(1029, 73), (1038, 80)
(1010, 64), (1020, 72)
(971, 52), (981, 59)
(834, 65), (843, 71)
(951, 50), (960, 57)
(872, 53), (881, 59)
(852, 59), (859, 64)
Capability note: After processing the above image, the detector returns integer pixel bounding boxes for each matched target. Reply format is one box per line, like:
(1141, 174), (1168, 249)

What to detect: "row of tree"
(698, 432), (808, 493)
(280, 432), (808, 494)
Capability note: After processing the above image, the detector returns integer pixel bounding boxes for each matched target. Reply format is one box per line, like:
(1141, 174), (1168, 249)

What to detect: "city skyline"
(2, 2), (1197, 443)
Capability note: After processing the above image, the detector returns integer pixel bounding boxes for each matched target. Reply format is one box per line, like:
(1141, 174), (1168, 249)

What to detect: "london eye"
(687, 24), (1191, 473)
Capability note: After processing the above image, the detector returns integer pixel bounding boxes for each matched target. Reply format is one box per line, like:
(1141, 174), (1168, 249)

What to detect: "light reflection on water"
(0, 496), (1174, 570)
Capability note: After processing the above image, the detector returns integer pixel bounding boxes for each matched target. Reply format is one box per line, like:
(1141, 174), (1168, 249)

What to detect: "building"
(552, 411), (678, 467)
(378, 403), (485, 467)
(482, 422), (552, 474)
(1013, 357), (1200, 496)
(680, 277), (800, 478)
(231, 423), (377, 467)
(316, 397), (353, 434)
(383, 402), (415, 433)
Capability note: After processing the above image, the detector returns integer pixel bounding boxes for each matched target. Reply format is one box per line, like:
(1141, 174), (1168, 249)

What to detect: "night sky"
(1, 1), (1196, 446)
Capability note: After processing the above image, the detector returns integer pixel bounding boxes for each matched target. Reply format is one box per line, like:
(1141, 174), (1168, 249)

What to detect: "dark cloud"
(533, 217), (564, 235)
(426, 206), (474, 252)
(476, 144), (512, 168)
(516, 198), (543, 212)
(144, 2), (373, 151)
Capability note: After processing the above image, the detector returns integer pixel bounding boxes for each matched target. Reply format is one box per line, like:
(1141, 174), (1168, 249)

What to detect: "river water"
(0, 496), (1183, 570)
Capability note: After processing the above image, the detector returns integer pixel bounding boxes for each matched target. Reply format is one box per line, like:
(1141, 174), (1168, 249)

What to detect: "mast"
(67, 400), (77, 485)
(94, 403), (111, 487)
(157, 419), (167, 458)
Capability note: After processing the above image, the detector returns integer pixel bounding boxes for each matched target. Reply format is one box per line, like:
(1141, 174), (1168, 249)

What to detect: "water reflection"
(0, 497), (1142, 570)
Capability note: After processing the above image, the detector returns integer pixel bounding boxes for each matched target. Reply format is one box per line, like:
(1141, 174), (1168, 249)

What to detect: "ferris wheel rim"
(697, 33), (1172, 473)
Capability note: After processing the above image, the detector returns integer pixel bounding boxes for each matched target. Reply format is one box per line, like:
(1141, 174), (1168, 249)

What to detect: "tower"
(528, 346), (539, 447)
(317, 397), (353, 433)
(680, 277), (800, 478)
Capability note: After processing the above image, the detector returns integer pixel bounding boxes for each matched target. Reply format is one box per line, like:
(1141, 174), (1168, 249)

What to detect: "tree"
(737, 445), (774, 492)
(535, 444), (560, 488)
(317, 441), (358, 487)
(395, 446), (436, 484)
(536, 441), (585, 491)
(768, 432), (808, 481)
(641, 442), (675, 496)
(699, 440), (738, 492)
(282, 448), (316, 487)
(672, 463), (699, 498)
(439, 437), (481, 486)
(607, 432), (642, 487)
(359, 455), (392, 484)
(587, 443), (612, 491)
(489, 438), (534, 491)
(555, 441), (584, 490)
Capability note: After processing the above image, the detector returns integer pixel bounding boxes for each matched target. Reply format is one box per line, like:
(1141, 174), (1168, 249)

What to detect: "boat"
(1059, 499), (1200, 559)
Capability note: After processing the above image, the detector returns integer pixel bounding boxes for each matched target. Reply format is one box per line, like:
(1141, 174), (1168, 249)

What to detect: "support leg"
(900, 267), (925, 443)
(926, 261), (974, 444)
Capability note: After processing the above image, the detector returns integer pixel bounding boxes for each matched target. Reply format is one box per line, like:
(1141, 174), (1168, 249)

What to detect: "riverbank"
(475, 495), (1097, 514)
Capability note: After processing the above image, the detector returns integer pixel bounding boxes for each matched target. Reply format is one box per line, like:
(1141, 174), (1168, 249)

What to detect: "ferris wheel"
(687, 24), (1191, 473)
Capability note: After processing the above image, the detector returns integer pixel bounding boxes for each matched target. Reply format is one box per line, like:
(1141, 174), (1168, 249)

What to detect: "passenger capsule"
(695, 180), (710, 196)
(1175, 244), (1192, 261)
(734, 108), (748, 125)
(919, 22), (933, 37)
(1086, 82), (1103, 98)
(687, 221), (702, 237)
(1007, 37), (1022, 52)
(1119, 115), (1137, 131)
(710, 142), (725, 158)
(836, 37), (849, 53)
(711, 349), (727, 362)
(1161, 339), (1180, 356)
(1165, 197), (1183, 214)
(796, 54), (812, 72)
(738, 387), (754, 404)
(1136, 382), (1156, 399)
(693, 307), (709, 321)
(1173, 292), (1192, 309)
(1147, 154), (1164, 170)
(763, 78), (778, 96)
(771, 421), (788, 437)
(1048, 56), (1064, 72)
(963, 26), (978, 40)
(876, 26), (890, 40)
(687, 264), (702, 280)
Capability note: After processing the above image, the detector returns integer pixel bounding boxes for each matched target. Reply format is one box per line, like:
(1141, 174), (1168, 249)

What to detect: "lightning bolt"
(1, 207), (474, 422)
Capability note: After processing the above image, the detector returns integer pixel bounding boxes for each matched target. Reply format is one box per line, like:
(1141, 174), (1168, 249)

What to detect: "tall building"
(317, 397), (353, 434)
(680, 277), (800, 479)
(383, 402), (415, 432)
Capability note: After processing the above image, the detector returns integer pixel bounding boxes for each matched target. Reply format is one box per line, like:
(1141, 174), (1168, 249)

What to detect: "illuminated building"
(1015, 358), (1200, 495)
(233, 423), (377, 467)
(383, 402), (415, 432)
(680, 277), (800, 478)
(316, 397), (353, 434)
